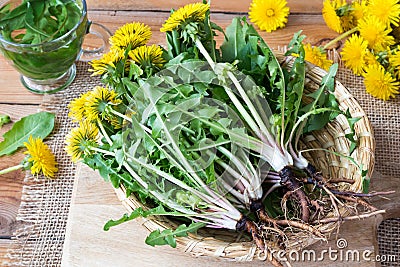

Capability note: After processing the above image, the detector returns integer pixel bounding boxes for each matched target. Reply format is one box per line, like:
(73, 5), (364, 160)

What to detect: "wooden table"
(0, 0), (368, 264)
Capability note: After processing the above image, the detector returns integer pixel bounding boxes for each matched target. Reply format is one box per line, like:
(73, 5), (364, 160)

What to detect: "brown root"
(330, 189), (395, 198)
(304, 163), (324, 183)
(259, 249), (285, 267)
(279, 166), (311, 222)
(303, 163), (392, 217)
(236, 216), (265, 251)
(335, 194), (378, 212)
(328, 178), (356, 184)
(311, 209), (386, 224)
(236, 216), (283, 267)
(256, 206), (325, 239)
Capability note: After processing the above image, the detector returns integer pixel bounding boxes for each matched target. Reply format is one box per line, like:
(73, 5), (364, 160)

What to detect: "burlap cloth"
(2, 55), (400, 266)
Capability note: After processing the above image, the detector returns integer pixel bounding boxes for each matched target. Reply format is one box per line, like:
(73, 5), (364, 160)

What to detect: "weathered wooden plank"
(0, 177), (24, 236)
(0, 239), (12, 265)
(0, 104), (41, 121)
(88, 11), (338, 48)
(0, 59), (44, 105)
(86, 0), (324, 14)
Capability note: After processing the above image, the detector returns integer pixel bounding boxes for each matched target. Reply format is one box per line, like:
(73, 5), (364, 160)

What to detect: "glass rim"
(0, 0), (88, 48)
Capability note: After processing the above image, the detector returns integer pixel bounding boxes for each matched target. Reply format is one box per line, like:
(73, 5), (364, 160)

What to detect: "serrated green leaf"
(220, 17), (247, 64)
(173, 222), (203, 237)
(110, 133), (124, 150)
(128, 62), (143, 80)
(0, 111), (54, 156)
(345, 111), (362, 154)
(115, 149), (125, 169)
(303, 112), (330, 132)
(282, 33), (306, 141)
(145, 229), (171, 247)
(103, 208), (145, 231)
(84, 154), (130, 186)
(145, 222), (205, 248)
(164, 231), (177, 247)
(103, 204), (203, 233)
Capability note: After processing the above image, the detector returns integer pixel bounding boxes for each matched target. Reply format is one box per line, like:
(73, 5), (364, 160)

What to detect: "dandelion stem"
(90, 146), (115, 157)
(110, 109), (132, 123)
(323, 27), (358, 50)
(193, 36), (289, 171)
(0, 164), (24, 175)
(97, 119), (113, 145)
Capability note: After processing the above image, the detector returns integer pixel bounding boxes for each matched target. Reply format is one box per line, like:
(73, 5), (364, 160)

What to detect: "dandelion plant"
(64, 2), (385, 267)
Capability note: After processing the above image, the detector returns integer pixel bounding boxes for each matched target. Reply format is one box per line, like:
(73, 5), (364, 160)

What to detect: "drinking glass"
(0, 0), (111, 94)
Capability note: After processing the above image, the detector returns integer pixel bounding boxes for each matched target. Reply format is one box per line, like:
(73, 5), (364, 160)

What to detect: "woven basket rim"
(113, 51), (375, 261)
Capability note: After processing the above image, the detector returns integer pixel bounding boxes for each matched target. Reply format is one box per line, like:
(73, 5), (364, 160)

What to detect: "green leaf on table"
(0, 111), (55, 156)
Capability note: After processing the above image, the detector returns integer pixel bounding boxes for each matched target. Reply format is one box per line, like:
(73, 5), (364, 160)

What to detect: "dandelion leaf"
(0, 111), (54, 156)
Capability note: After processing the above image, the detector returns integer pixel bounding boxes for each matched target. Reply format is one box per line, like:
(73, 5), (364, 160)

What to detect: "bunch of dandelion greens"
(66, 64), (272, 253)
(160, 3), (363, 226)
(65, 2), (387, 266)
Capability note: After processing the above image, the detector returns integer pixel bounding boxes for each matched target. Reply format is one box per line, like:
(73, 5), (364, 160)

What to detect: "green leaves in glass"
(0, 0), (82, 45)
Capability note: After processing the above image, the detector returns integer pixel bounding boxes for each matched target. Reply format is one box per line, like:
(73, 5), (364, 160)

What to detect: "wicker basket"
(113, 51), (375, 261)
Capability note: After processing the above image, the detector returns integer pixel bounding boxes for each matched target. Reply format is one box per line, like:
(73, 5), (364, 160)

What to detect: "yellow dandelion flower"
(389, 47), (400, 79)
(341, 34), (369, 75)
(303, 44), (333, 71)
(85, 86), (122, 122)
(322, 0), (347, 33)
(128, 44), (166, 70)
(364, 50), (380, 68)
(358, 16), (395, 52)
(24, 136), (58, 178)
(68, 91), (92, 122)
(109, 117), (123, 130)
(363, 64), (399, 100)
(88, 47), (125, 76)
(351, 1), (368, 22)
(160, 3), (209, 32)
(248, 0), (290, 33)
(340, 13), (356, 32)
(65, 120), (99, 163)
(110, 22), (152, 50)
(367, 0), (400, 27)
